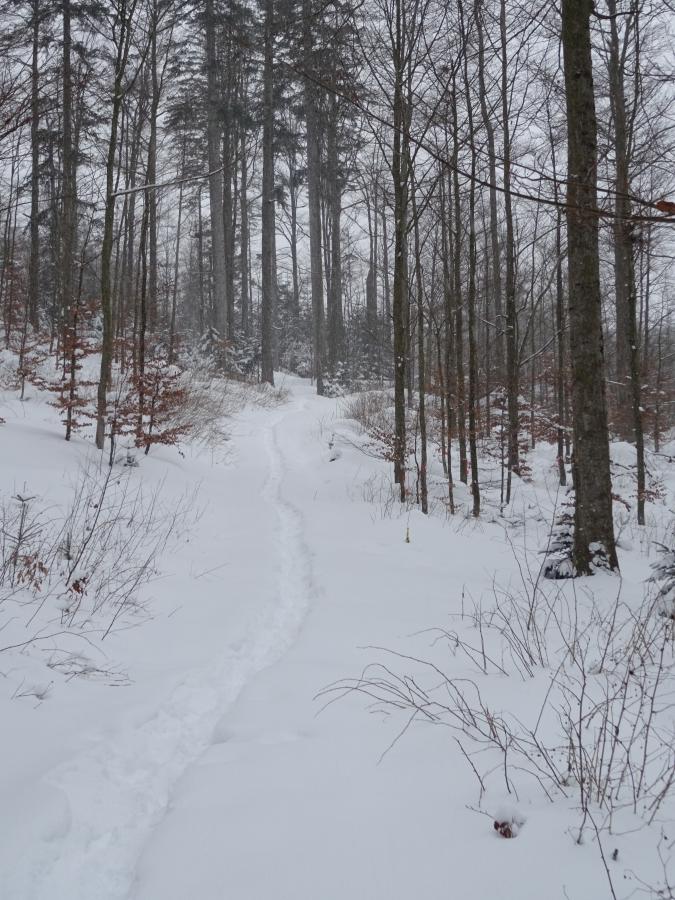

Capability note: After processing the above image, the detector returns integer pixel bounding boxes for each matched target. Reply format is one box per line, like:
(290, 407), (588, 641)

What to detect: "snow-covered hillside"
(1, 370), (674, 900)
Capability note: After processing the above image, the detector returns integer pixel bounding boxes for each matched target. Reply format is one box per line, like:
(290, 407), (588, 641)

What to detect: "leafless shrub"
(45, 649), (130, 684)
(649, 528), (675, 621)
(341, 390), (393, 435)
(170, 372), (233, 448)
(11, 678), (53, 703)
(244, 379), (289, 408)
(0, 456), (192, 659)
(629, 831), (675, 898)
(351, 471), (409, 519)
(321, 563), (675, 842)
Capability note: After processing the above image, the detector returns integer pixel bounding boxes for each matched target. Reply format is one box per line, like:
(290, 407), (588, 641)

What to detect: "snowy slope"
(1, 373), (673, 900)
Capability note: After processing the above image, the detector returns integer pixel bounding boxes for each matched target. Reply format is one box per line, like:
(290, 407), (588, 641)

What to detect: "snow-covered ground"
(1, 369), (674, 900)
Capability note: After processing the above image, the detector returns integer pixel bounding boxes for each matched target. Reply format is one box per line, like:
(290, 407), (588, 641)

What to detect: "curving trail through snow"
(3, 396), (316, 900)
(259, 399), (316, 664)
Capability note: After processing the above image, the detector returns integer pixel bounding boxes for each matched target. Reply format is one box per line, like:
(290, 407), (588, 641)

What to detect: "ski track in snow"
(10, 401), (315, 900)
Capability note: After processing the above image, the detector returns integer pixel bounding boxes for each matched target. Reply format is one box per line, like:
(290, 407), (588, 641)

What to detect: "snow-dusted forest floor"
(1, 369), (674, 900)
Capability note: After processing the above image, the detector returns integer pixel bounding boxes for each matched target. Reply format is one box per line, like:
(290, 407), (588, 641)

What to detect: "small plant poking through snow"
(542, 490), (616, 579)
(650, 532), (675, 620)
(542, 489), (576, 579)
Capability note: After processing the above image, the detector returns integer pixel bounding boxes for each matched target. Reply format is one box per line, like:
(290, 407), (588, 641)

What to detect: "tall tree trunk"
(391, 0), (408, 498)
(168, 145), (185, 364)
(440, 170), (455, 513)
(28, 0), (40, 330)
(607, 0), (645, 523)
(500, 0), (519, 501)
(608, 0), (631, 396)
(61, 0), (77, 440)
(450, 94), (467, 485)
(96, 1), (137, 450)
(287, 151), (300, 322)
(411, 177), (428, 514)
(147, 6), (159, 332)
(303, 0), (325, 394)
(548, 108), (567, 487)
(381, 184), (391, 352)
(223, 95), (235, 341)
(561, 0), (619, 573)
(239, 127), (251, 337)
(555, 209), (567, 487)
(365, 192), (378, 357)
(260, 0), (276, 384)
(461, 3), (480, 517)
(205, 0), (227, 339)
(197, 188), (206, 335)
(327, 100), (345, 373)
(475, 0), (503, 380)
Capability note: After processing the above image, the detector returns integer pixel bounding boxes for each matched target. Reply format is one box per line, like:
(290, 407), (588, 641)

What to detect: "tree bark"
(326, 99), (345, 372)
(500, 0), (519, 501)
(61, 0), (77, 440)
(260, 0), (276, 384)
(561, 0), (619, 573)
(391, 0), (408, 498)
(205, 0), (227, 339)
(303, 0), (325, 394)
(96, 0), (137, 450)
(475, 0), (503, 380)
(28, 0), (40, 330)
(607, 0), (645, 523)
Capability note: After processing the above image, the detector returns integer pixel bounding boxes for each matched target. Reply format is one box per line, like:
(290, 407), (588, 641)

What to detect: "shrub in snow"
(0, 461), (188, 654)
(542, 490), (615, 578)
(649, 537), (675, 620)
(326, 568), (675, 846)
(542, 490), (576, 579)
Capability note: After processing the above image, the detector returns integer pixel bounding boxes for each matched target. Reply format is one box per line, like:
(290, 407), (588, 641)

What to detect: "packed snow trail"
(2, 394), (315, 900)
(130, 377), (522, 900)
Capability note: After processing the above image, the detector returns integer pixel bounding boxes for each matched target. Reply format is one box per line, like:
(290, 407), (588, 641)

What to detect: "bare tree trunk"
(327, 100), (345, 372)
(96, 1), (137, 450)
(607, 0), (645, 524)
(562, 0), (619, 573)
(461, 2), (480, 517)
(303, 0), (325, 394)
(450, 95), (467, 485)
(608, 0), (631, 396)
(381, 185), (391, 352)
(28, 0), (40, 330)
(61, 0), (77, 440)
(391, 0), (408, 498)
(168, 145), (185, 364)
(260, 0), (276, 384)
(500, 0), (519, 501)
(555, 209), (567, 487)
(411, 177), (428, 514)
(239, 127), (251, 337)
(147, 5), (159, 333)
(475, 0), (503, 380)
(547, 107), (567, 487)
(365, 188), (378, 357)
(222, 95), (235, 341)
(205, 0), (227, 339)
(197, 188), (206, 335)
(287, 151), (300, 322)
(440, 170), (455, 512)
